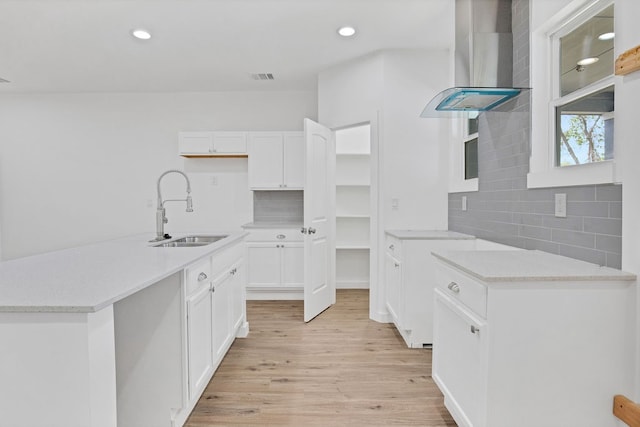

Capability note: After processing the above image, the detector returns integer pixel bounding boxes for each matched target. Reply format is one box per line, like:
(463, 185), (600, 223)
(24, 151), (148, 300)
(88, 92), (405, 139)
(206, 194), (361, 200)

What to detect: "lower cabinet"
(432, 255), (634, 427)
(245, 228), (303, 299)
(433, 288), (487, 426)
(180, 240), (248, 424)
(185, 261), (214, 400)
(383, 232), (475, 347)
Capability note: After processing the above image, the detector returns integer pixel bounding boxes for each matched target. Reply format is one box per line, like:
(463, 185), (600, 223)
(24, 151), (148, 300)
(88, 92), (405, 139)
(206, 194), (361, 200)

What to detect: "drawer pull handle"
(470, 325), (480, 334)
(198, 272), (208, 282)
(277, 234), (286, 239)
(447, 282), (460, 293)
(394, 262), (400, 268)
(389, 244), (395, 250)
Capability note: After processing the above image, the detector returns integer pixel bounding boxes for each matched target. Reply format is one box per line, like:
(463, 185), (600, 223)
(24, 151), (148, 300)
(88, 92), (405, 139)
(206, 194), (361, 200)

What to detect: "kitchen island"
(431, 249), (636, 427)
(0, 231), (248, 427)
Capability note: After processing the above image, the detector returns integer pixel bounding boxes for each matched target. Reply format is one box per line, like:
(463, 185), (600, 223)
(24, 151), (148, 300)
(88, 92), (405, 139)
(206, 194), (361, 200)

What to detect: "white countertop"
(0, 231), (247, 313)
(385, 229), (475, 240)
(242, 221), (303, 229)
(432, 249), (636, 282)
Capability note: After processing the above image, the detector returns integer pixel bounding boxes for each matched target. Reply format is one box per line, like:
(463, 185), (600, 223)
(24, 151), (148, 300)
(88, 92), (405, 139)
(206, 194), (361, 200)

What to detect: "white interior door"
(303, 118), (335, 322)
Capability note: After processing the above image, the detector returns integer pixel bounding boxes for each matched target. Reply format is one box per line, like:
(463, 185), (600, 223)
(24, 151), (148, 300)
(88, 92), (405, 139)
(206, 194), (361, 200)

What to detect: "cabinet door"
(229, 260), (245, 332)
(179, 132), (213, 154)
(384, 252), (403, 329)
(247, 243), (281, 287)
(211, 270), (233, 366)
(186, 283), (214, 400)
(283, 132), (304, 189)
(248, 133), (284, 189)
(433, 289), (487, 427)
(213, 132), (247, 154)
(281, 243), (304, 287)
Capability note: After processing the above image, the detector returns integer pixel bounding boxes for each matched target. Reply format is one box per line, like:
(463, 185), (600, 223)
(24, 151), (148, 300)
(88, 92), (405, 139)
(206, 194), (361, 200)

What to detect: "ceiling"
(0, 0), (454, 94)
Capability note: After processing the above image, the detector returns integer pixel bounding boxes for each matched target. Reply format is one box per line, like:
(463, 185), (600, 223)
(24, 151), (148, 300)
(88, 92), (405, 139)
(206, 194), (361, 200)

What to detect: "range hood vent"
(421, 0), (525, 117)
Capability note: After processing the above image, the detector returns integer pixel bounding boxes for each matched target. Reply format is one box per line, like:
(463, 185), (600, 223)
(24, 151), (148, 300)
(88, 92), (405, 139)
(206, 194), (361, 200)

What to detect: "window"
(464, 113), (479, 180)
(448, 112), (479, 193)
(554, 4), (615, 167)
(528, 0), (617, 189)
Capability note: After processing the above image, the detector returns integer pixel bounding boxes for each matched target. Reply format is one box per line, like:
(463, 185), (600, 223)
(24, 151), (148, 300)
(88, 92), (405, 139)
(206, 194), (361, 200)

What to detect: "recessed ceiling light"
(598, 32), (615, 41)
(131, 29), (151, 40)
(337, 26), (356, 37)
(577, 57), (599, 66)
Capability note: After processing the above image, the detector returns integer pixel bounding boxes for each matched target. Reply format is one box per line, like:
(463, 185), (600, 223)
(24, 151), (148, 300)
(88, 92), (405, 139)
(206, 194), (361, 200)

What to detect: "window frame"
(448, 114), (479, 193)
(528, 0), (618, 189)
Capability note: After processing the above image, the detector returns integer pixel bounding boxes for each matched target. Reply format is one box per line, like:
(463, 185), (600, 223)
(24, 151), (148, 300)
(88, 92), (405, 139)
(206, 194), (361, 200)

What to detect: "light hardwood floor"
(185, 289), (457, 426)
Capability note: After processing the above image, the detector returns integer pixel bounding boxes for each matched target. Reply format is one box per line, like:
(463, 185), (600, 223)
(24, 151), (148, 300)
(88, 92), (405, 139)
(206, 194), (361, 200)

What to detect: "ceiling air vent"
(0, 78), (10, 83)
(250, 73), (275, 81)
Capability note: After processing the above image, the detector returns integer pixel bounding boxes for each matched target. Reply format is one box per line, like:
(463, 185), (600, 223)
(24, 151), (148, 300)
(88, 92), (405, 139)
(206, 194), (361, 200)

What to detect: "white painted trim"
(336, 281), (370, 289)
(246, 287), (304, 300)
(527, 160), (617, 188)
(530, 0), (617, 189)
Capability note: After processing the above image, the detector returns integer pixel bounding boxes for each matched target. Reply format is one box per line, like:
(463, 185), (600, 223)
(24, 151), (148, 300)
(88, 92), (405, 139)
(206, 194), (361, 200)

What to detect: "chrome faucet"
(151, 169), (193, 241)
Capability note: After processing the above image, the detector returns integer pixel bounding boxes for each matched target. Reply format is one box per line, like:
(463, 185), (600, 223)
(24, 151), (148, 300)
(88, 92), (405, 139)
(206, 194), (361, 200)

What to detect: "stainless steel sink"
(152, 235), (228, 248)
(174, 235), (227, 244)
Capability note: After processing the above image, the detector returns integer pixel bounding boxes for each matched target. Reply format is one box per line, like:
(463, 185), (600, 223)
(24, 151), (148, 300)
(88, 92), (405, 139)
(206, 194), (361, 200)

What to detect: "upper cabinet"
(179, 131), (248, 157)
(248, 131), (304, 190)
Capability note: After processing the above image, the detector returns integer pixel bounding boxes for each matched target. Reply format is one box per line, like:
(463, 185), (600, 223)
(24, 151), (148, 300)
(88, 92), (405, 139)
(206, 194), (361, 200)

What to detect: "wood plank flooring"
(185, 289), (457, 426)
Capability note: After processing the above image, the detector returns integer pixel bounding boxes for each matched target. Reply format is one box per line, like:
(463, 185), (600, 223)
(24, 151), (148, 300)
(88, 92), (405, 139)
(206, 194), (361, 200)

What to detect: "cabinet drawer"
(247, 228), (303, 242)
(435, 261), (487, 318)
(186, 258), (212, 296)
(212, 242), (244, 277)
(385, 235), (402, 260)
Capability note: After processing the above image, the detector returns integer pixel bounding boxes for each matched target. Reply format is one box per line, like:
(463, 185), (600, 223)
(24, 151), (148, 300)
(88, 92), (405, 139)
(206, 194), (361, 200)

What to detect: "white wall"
(318, 48), (452, 321)
(616, 0), (640, 401)
(381, 49), (450, 230)
(0, 91), (317, 260)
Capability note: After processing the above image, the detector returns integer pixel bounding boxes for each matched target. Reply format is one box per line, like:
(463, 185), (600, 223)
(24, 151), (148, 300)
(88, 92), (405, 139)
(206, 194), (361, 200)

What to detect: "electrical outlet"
(555, 193), (567, 218)
(391, 198), (399, 210)
(462, 196), (467, 211)
(210, 176), (218, 186)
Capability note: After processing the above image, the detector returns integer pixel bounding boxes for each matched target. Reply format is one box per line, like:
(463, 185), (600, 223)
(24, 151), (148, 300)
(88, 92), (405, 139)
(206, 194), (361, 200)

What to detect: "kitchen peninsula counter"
(0, 231), (246, 313)
(0, 231), (248, 427)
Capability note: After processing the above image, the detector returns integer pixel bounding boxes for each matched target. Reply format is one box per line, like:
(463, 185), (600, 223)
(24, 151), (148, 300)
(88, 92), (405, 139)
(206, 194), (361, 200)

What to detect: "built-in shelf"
(180, 154), (248, 158)
(335, 124), (371, 290)
(336, 245), (370, 250)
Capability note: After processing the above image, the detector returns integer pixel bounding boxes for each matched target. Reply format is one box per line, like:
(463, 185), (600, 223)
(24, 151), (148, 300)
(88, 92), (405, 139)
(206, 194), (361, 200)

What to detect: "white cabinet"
(179, 131), (247, 157)
(185, 259), (214, 400)
(248, 132), (304, 189)
(181, 239), (248, 422)
(433, 287), (487, 426)
(246, 228), (304, 299)
(211, 265), (233, 365)
(384, 249), (402, 327)
(432, 251), (635, 427)
(383, 231), (475, 348)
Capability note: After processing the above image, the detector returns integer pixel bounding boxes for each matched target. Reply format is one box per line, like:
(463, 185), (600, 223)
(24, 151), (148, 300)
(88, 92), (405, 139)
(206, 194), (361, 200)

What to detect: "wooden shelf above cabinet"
(180, 154), (248, 158)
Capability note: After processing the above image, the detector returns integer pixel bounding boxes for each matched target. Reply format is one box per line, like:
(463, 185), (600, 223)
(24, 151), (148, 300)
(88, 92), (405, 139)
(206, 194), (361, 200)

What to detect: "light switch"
(555, 193), (567, 218)
(391, 198), (399, 210)
(462, 196), (467, 211)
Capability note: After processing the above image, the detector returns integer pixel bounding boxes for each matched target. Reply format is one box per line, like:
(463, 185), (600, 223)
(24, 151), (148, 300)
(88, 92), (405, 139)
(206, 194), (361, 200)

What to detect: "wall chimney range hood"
(421, 0), (525, 117)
